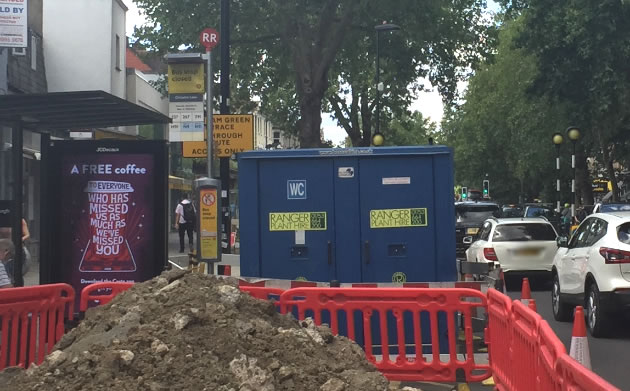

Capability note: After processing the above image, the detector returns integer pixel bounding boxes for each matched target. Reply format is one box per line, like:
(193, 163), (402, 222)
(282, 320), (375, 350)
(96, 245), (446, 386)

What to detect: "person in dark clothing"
(175, 194), (196, 253)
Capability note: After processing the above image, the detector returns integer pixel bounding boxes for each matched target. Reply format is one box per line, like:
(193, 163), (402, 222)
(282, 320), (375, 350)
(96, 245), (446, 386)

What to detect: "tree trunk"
(606, 150), (620, 202)
(576, 147), (593, 206)
(286, 2), (357, 148)
(601, 144), (619, 202)
(297, 92), (325, 147)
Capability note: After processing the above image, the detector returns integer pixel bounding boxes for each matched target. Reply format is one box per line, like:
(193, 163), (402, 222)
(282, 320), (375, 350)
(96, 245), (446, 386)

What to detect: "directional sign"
(200, 28), (219, 51)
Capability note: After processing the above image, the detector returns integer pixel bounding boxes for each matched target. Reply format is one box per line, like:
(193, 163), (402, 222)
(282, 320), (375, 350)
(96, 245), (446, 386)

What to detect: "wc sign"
(287, 180), (307, 200)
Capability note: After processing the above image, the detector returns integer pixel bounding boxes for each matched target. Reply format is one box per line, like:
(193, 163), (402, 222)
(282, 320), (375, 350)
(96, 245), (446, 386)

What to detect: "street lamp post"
(552, 133), (564, 213)
(373, 22), (400, 146)
(566, 127), (581, 218)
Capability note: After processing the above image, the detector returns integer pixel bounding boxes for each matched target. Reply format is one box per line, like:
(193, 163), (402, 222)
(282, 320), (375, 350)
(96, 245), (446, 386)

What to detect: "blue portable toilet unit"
(238, 146), (456, 284)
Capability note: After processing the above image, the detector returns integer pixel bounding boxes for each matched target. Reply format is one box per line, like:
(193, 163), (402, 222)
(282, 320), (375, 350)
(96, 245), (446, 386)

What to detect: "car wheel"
(586, 281), (609, 338)
(551, 274), (572, 322)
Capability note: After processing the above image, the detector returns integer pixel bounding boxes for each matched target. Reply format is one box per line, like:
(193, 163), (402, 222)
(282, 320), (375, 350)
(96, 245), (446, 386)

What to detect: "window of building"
(30, 35), (37, 70)
(273, 131), (280, 142)
(115, 35), (121, 71)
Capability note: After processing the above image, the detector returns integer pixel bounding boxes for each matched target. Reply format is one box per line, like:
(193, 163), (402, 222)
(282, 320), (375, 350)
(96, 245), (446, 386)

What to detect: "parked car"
(501, 204), (524, 218)
(465, 217), (558, 275)
(523, 204), (562, 233)
(455, 201), (500, 259)
(592, 202), (630, 214)
(551, 212), (630, 337)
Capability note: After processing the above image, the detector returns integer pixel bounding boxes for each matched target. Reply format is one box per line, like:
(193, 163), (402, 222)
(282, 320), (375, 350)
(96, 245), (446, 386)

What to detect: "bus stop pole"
(206, 49), (214, 178)
(12, 122), (23, 287)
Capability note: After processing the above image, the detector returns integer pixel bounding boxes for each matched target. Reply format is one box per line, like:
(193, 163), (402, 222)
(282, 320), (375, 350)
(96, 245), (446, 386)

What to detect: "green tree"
(381, 111), (437, 146)
(444, 18), (571, 204)
(133, 0), (492, 147)
(511, 0), (630, 201)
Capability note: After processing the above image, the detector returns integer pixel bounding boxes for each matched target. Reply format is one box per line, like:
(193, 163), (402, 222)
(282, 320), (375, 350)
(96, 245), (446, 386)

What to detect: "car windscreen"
(492, 223), (557, 242)
(600, 204), (630, 212)
(525, 207), (556, 218)
(456, 205), (498, 224)
(502, 207), (523, 217)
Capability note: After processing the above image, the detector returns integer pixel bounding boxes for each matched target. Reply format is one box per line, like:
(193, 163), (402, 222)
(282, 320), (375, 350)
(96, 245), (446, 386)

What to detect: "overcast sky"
(124, 1), (499, 146)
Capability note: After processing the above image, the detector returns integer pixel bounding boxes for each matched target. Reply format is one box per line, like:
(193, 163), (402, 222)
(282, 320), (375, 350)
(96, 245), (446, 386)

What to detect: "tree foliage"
(507, 0), (630, 200)
(444, 19), (571, 203)
(132, 0), (492, 147)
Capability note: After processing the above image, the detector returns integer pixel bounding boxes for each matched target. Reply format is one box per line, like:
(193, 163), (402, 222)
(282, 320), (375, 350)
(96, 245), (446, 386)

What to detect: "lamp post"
(373, 22), (400, 146)
(566, 127), (581, 218)
(552, 133), (564, 213)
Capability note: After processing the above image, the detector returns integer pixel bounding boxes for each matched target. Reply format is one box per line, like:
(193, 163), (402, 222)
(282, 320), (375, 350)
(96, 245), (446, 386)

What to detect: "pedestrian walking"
(175, 194), (196, 253)
(0, 239), (15, 287)
(561, 203), (571, 235)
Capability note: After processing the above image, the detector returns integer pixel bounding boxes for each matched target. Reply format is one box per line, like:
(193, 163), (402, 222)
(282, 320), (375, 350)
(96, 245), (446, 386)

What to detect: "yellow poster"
(199, 188), (218, 259)
(213, 115), (254, 157)
(370, 208), (427, 229)
(269, 212), (327, 231)
(168, 63), (205, 94)
(182, 141), (208, 158)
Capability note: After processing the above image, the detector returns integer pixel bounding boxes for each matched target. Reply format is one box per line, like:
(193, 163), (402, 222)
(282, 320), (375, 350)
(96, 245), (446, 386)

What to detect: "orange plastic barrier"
(486, 288), (619, 391)
(239, 286), (285, 303)
(79, 282), (134, 312)
(486, 288), (513, 391)
(0, 284), (75, 370)
(279, 287), (490, 383)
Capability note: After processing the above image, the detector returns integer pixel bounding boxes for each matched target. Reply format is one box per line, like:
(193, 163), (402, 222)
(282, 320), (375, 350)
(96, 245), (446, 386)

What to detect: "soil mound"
(1, 270), (390, 391)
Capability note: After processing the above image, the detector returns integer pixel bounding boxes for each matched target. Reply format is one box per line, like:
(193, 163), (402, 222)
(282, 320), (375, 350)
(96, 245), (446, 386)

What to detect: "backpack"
(181, 202), (196, 223)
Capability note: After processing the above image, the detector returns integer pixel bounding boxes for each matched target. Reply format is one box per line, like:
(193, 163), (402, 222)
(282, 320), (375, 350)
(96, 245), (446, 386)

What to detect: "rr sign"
(200, 28), (219, 51)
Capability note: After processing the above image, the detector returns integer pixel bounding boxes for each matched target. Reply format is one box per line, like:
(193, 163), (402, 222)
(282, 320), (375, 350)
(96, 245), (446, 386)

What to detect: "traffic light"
(461, 187), (468, 200)
(483, 180), (490, 198)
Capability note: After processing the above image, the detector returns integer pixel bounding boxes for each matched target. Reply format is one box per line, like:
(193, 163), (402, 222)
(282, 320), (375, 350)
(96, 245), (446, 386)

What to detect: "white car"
(465, 217), (558, 273)
(551, 212), (630, 337)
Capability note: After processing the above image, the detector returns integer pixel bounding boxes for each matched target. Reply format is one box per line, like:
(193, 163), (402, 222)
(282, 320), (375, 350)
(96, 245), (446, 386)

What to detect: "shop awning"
(0, 90), (171, 130)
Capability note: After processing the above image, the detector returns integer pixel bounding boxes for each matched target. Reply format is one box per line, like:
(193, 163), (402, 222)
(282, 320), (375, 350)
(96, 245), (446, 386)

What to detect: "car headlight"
(466, 227), (479, 235)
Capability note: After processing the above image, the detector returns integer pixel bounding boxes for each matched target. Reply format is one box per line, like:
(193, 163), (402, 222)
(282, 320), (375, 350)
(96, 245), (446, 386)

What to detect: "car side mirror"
(463, 236), (473, 244)
(556, 236), (569, 247)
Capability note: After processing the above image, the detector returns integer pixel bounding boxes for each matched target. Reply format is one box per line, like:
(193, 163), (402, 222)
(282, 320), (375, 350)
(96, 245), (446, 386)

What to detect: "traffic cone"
(520, 278), (532, 306)
(528, 299), (537, 313)
(499, 269), (506, 294)
(569, 306), (591, 370)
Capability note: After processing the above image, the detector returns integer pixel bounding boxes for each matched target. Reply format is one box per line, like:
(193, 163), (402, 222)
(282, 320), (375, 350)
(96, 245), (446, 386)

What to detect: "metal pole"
(206, 49), (214, 178)
(375, 30), (380, 139)
(220, 0), (232, 256)
(220, 0), (230, 114)
(556, 146), (561, 213)
(12, 122), (23, 287)
(571, 142), (576, 218)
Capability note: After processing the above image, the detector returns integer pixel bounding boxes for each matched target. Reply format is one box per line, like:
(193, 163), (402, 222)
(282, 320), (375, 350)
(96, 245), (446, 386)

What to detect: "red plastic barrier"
(79, 282), (134, 312)
(511, 300), (542, 390)
(537, 320), (565, 390)
(486, 288), (513, 391)
(239, 286), (285, 303)
(487, 288), (619, 391)
(0, 284), (75, 370)
(279, 287), (490, 383)
(556, 354), (620, 391)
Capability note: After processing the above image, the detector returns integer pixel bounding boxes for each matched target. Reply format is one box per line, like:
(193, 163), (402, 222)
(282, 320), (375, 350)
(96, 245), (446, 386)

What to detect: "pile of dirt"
(1, 270), (391, 391)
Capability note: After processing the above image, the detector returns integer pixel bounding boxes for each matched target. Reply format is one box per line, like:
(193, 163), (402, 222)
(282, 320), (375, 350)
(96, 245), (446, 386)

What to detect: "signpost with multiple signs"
(182, 114), (254, 158)
(168, 61), (205, 142)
